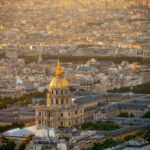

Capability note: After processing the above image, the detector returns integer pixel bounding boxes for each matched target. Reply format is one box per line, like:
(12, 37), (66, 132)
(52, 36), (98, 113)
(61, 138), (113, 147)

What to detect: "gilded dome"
(49, 76), (69, 89)
(49, 58), (69, 90)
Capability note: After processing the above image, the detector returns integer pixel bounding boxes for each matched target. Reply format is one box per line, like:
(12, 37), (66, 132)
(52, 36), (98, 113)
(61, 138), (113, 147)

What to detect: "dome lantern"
(49, 58), (69, 90)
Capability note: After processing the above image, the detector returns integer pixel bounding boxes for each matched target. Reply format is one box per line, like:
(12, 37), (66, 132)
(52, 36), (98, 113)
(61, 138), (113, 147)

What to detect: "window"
(75, 111), (78, 115)
(69, 121), (70, 126)
(56, 99), (58, 104)
(61, 113), (63, 117)
(61, 121), (63, 126)
(51, 99), (53, 104)
(39, 112), (41, 115)
(51, 90), (53, 94)
(56, 91), (58, 94)
(48, 112), (51, 116)
(66, 99), (68, 104)
(61, 99), (64, 104)
(38, 120), (41, 124)
(69, 112), (70, 116)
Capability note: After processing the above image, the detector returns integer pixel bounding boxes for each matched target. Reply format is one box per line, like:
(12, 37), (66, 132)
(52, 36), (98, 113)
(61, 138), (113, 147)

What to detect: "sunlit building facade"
(35, 59), (150, 129)
(35, 59), (84, 128)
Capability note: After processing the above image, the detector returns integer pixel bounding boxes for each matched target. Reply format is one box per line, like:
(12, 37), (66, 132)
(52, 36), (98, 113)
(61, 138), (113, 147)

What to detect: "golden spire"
(56, 57), (62, 77)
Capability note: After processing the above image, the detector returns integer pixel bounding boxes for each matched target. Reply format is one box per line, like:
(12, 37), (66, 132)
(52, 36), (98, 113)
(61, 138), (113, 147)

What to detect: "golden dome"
(49, 58), (69, 90)
(49, 76), (69, 89)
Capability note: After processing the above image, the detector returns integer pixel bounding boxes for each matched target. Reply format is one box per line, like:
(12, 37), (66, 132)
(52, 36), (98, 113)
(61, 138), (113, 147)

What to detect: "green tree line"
(82, 138), (121, 150)
(118, 112), (134, 118)
(18, 55), (150, 65)
(81, 121), (120, 131)
(0, 141), (16, 150)
(0, 89), (47, 110)
(0, 122), (25, 133)
(18, 134), (34, 150)
(83, 127), (150, 150)
(108, 82), (150, 94)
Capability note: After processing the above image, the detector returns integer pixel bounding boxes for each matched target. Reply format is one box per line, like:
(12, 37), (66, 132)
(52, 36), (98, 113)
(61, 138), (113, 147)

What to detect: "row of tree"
(0, 89), (48, 110)
(118, 112), (134, 118)
(20, 55), (150, 65)
(108, 82), (150, 94)
(0, 134), (34, 150)
(18, 134), (34, 150)
(83, 126), (150, 150)
(0, 141), (16, 150)
(0, 51), (149, 65)
(81, 121), (120, 131)
(82, 138), (121, 150)
(123, 127), (150, 142)
(0, 122), (25, 133)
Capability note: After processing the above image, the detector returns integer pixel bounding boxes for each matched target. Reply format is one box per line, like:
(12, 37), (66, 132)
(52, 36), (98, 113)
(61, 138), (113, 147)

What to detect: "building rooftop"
(3, 128), (32, 138)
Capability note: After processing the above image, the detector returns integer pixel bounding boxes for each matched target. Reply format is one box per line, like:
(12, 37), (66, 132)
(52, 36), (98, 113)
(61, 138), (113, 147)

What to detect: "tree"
(108, 82), (150, 94)
(123, 134), (136, 142)
(81, 122), (93, 130)
(0, 122), (25, 133)
(70, 86), (76, 92)
(81, 121), (120, 131)
(18, 134), (34, 150)
(144, 111), (150, 118)
(130, 113), (134, 118)
(118, 112), (129, 118)
(0, 141), (16, 150)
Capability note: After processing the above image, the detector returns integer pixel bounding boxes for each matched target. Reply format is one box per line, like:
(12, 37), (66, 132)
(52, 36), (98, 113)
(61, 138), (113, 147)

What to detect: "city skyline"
(0, 0), (150, 150)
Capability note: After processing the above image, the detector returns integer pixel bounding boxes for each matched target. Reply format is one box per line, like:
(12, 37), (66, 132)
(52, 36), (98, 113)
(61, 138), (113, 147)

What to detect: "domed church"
(35, 59), (85, 128)
(35, 60), (150, 129)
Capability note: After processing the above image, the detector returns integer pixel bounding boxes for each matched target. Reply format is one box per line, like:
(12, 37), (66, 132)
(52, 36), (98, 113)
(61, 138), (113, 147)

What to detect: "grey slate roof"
(74, 94), (103, 105)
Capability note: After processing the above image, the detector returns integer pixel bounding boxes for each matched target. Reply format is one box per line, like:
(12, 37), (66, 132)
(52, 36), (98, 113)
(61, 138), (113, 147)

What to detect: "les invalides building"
(35, 59), (85, 128)
(35, 59), (150, 129)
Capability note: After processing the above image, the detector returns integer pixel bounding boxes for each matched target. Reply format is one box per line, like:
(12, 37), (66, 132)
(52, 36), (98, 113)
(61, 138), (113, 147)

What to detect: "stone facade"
(35, 59), (84, 128)
(35, 59), (150, 129)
